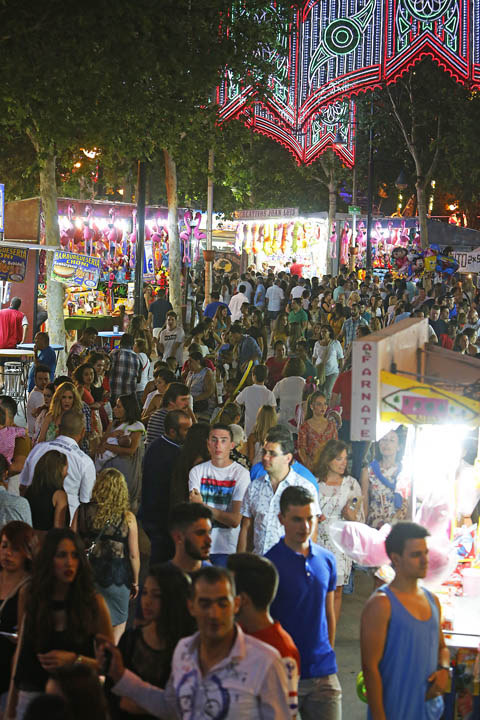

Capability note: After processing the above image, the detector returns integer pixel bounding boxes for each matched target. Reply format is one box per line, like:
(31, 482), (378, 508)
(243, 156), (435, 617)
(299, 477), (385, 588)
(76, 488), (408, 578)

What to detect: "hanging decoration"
(218, 0), (476, 165)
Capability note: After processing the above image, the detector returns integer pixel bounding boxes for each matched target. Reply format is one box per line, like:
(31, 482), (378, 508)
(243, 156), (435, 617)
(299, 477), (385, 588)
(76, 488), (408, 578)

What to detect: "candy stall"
(350, 318), (480, 717)
(231, 209), (330, 277)
(4, 197), (202, 338)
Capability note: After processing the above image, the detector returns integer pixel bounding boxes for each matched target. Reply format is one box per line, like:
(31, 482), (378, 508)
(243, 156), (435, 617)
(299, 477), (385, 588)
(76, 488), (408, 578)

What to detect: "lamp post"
(134, 160), (147, 316)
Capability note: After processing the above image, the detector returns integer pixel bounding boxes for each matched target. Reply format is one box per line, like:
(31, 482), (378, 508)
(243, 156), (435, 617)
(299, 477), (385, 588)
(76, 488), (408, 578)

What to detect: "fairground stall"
(349, 319), (480, 717)
(3, 197), (203, 339)
(216, 208), (330, 277)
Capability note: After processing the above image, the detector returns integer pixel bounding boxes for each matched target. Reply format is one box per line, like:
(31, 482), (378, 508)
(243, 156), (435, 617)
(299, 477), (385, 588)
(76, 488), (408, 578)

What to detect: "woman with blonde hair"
(72, 468), (140, 643)
(37, 383), (83, 444)
(346, 291), (361, 308)
(247, 405), (278, 464)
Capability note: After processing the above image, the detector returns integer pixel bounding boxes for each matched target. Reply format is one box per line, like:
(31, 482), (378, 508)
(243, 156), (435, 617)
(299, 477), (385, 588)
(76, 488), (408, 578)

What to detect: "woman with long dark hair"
(0, 522), (33, 715)
(109, 563), (195, 718)
(314, 439), (363, 621)
(170, 423), (210, 510)
(25, 450), (69, 531)
(297, 391), (338, 472)
(95, 394), (145, 512)
(361, 428), (409, 529)
(11, 529), (112, 719)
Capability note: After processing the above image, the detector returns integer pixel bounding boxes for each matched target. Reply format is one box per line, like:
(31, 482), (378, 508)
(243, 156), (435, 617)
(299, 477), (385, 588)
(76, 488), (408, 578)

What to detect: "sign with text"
(51, 251), (101, 289)
(143, 241), (154, 280)
(348, 205), (361, 215)
(380, 371), (480, 426)
(0, 184), (4, 232)
(0, 246), (28, 282)
(453, 247), (480, 274)
(351, 340), (379, 441)
(235, 207), (299, 220)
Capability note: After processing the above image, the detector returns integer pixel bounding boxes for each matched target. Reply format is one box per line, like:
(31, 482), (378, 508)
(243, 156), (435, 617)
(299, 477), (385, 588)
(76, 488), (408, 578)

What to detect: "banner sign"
(453, 247), (480, 274)
(351, 339), (379, 441)
(51, 251), (101, 289)
(143, 241), (154, 280)
(380, 371), (480, 426)
(235, 208), (299, 220)
(0, 184), (4, 232)
(0, 246), (28, 282)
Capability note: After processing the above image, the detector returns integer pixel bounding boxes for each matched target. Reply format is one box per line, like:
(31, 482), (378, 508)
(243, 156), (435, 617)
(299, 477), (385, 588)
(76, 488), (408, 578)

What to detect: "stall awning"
(380, 371), (480, 426)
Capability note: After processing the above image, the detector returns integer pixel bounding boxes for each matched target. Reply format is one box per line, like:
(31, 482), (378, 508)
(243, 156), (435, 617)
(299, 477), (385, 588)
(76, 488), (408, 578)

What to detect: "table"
(98, 331), (124, 350)
(17, 343), (64, 361)
(0, 349), (35, 414)
(64, 316), (115, 332)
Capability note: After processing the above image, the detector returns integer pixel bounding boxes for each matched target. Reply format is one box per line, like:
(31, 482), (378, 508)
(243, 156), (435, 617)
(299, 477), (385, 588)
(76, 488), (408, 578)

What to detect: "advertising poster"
(51, 251), (101, 289)
(0, 246), (28, 282)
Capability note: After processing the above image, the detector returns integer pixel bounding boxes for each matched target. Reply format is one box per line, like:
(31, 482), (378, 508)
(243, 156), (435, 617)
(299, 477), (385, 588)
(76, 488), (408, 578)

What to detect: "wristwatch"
(437, 664), (451, 675)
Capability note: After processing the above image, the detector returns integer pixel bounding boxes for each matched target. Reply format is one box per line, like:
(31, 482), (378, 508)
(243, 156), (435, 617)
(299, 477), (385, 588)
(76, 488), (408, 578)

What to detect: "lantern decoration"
(218, 0), (475, 165)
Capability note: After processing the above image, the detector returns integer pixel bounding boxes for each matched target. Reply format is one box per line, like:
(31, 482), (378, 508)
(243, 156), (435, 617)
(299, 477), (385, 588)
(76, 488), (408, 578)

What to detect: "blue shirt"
(203, 301), (230, 319)
(266, 539), (337, 679)
(368, 585), (443, 720)
(238, 334), (262, 366)
(254, 284), (266, 307)
(250, 460), (319, 491)
(27, 346), (57, 392)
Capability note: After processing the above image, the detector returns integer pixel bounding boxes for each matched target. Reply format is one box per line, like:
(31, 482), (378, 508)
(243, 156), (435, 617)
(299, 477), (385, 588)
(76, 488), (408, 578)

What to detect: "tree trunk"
(27, 133), (66, 373)
(416, 181), (429, 249)
(163, 148), (182, 318)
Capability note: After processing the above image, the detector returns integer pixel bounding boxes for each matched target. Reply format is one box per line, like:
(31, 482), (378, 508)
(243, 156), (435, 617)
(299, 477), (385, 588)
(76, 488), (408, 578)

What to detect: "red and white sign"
(351, 340), (378, 441)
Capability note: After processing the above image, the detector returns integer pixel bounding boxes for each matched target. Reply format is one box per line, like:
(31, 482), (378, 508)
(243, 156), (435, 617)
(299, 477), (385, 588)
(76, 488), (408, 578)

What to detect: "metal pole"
(366, 97), (374, 271)
(204, 148), (214, 305)
(134, 160), (146, 316)
(352, 163), (357, 247)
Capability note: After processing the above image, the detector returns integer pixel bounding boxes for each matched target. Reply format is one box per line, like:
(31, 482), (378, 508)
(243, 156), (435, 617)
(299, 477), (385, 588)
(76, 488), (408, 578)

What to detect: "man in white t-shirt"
(26, 364), (51, 436)
(265, 280), (284, 323)
(157, 311), (185, 366)
(228, 283), (249, 322)
(189, 424), (250, 566)
(290, 279), (305, 300)
(236, 364), (276, 436)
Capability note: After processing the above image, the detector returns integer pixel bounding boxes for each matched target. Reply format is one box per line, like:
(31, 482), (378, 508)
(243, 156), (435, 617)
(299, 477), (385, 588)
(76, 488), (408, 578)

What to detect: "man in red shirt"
(228, 552), (300, 718)
(0, 297), (27, 349)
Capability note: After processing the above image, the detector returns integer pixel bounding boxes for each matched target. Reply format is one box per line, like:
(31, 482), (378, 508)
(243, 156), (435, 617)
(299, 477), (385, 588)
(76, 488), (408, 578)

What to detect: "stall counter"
(64, 315), (115, 332)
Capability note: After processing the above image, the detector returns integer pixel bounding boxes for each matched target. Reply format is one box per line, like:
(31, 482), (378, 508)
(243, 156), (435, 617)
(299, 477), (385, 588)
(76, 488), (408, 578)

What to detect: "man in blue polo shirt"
(266, 485), (341, 720)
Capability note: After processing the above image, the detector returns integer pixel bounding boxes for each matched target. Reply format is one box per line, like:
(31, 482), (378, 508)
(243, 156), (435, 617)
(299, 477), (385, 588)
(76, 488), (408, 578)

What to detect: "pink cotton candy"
(415, 495), (450, 536)
(422, 536), (458, 590)
(329, 521), (391, 566)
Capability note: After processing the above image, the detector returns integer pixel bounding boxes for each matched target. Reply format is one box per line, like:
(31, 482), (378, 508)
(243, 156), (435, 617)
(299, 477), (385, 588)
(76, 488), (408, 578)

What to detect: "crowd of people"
(0, 261), (470, 718)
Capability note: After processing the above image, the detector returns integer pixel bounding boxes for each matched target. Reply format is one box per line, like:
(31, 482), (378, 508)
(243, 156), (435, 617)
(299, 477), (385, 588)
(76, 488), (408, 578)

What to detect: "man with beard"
(139, 409), (192, 563)
(169, 502), (213, 575)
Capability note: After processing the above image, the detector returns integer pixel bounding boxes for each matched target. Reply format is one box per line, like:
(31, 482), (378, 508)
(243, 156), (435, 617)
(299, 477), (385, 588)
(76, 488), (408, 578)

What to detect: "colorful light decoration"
(218, 0), (477, 165)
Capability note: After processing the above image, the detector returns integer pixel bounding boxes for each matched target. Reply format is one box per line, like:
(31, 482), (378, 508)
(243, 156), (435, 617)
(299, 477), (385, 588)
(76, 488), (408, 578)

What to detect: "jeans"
(323, 373), (339, 402)
(298, 674), (342, 720)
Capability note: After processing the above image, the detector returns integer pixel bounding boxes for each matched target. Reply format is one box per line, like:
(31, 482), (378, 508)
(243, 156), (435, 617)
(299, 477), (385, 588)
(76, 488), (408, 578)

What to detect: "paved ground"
(335, 569), (372, 719)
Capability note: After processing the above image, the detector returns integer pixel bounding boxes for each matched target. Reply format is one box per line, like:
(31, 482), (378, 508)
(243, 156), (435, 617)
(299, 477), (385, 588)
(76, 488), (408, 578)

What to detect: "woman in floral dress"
(314, 439), (363, 621)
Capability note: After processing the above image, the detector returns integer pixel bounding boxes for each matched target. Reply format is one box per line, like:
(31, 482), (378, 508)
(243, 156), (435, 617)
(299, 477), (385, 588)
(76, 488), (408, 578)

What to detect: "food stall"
(351, 319), (480, 717)
(3, 197), (200, 339)
(210, 208), (330, 277)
